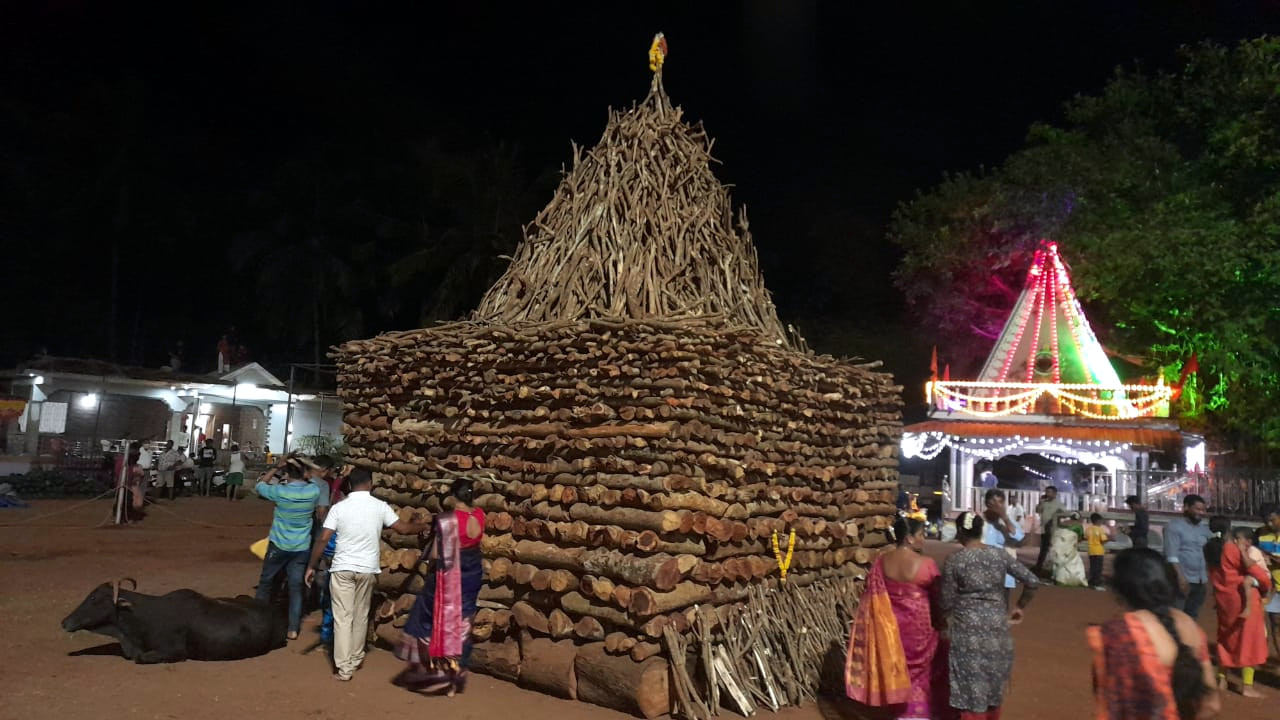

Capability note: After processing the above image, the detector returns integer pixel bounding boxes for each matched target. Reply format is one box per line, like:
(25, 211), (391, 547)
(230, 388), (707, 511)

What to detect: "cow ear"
(116, 599), (133, 609)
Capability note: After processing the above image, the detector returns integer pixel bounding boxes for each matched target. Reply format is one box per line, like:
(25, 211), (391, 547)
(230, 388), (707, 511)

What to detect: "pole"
(114, 439), (131, 525)
(283, 365), (296, 455)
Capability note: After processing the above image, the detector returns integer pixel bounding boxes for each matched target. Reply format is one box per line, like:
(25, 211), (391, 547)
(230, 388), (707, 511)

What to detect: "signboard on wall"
(0, 397), (26, 422)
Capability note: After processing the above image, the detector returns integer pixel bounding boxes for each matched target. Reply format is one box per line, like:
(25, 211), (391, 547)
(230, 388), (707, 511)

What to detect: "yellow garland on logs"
(772, 529), (797, 583)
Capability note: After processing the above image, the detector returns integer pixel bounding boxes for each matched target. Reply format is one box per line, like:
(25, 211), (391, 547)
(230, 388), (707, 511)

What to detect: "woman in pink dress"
(847, 516), (947, 719)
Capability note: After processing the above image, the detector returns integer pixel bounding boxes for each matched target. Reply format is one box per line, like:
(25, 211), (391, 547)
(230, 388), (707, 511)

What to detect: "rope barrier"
(0, 493), (260, 530)
(0, 488), (117, 528)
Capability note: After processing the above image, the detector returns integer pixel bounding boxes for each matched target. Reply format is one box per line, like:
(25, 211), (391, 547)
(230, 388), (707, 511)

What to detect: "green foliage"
(892, 38), (1280, 452)
(293, 434), (345, 462)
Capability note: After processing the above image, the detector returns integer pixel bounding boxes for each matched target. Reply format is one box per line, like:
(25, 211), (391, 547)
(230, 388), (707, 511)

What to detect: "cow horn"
(112, 579), (120, 605)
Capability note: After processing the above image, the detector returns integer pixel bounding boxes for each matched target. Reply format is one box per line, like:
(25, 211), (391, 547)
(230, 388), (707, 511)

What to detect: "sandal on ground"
(287, 631), (299, 640)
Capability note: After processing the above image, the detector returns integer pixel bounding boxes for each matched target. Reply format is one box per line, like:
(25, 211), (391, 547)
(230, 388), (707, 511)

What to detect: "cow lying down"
(62, 579), (288, 663)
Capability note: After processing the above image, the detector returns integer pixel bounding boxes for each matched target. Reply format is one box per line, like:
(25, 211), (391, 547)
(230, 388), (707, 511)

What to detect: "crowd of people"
(845, 488), (1280, 719)
(248, 454), (486, 693)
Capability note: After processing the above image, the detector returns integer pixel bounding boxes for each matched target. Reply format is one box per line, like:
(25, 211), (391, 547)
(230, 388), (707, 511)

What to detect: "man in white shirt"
(305, 468), (429, 681)
(981, 488), (1025, 606)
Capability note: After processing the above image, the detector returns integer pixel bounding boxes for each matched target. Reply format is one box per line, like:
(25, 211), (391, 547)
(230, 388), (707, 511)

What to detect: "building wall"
(266, 398), (343, 455)
(45, 390), (171, 445)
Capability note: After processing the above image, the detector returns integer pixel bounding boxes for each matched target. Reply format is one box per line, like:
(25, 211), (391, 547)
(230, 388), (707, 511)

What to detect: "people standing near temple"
(1033, 485), (1065, 576)
(1089, 548), (1219, 720)
(305, 468), (431, 682)
(195, 438), (217, 496)
(980, 488), (1025, 605)
(1205, 517), (1270, 698)
(941, 511), (1039, 720)
(846, 516), (947, 719)
(1126, 495), (1150, 549)
(393, 478), (487, 696)
(1164, 495), (1213, 618)
(157, 439), (184, 501)
(1008, 497), (1026, 534)
(225, 443), (244, 501)
(1086, 513), (1110, 590)
(1253, 510), (1280, 659)
(253, 459), (321, 641)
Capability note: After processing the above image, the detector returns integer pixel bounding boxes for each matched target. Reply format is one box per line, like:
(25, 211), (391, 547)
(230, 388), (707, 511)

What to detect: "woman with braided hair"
(940, 511), (1039, 720)
(393, 477), (486, 696)
(1089, 548), (1220, 719)
(846, 516), (948, 719)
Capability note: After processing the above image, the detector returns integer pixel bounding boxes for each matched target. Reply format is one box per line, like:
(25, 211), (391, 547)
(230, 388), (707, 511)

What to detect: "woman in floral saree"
(393, 478), (486, 696)
(846, 516), (947, 719)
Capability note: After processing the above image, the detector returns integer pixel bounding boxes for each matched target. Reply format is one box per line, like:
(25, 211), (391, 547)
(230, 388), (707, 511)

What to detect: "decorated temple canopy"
(926, 241), (1172, 420)
(902, 241), (1202, 511)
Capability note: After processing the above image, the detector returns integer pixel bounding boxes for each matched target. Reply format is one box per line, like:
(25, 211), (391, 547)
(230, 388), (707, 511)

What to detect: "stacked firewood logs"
(334, 63), (903, 718)
(336, 317), (901, 715)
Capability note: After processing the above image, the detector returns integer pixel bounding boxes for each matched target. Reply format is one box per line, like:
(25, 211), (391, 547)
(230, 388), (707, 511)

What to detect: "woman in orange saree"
(1204, 517), (1270, 698)
(847, 516), (946, 719)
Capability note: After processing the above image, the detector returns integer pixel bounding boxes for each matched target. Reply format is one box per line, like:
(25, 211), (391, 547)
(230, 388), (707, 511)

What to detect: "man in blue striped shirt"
(254, 459), (321, 639)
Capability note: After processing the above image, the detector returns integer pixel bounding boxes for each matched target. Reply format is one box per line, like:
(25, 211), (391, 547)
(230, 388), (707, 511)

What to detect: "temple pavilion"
(900, 241), (1205, 513)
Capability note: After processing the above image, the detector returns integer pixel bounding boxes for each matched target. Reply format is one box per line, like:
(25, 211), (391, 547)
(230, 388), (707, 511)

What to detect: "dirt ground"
(0, 498), (1273, 720)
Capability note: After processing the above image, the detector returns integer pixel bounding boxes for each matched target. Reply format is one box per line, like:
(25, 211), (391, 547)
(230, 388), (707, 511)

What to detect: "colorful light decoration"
(928, 378), (1172, 419)
(901, 430), (1131, 461)
(938, 241), (1170, 420)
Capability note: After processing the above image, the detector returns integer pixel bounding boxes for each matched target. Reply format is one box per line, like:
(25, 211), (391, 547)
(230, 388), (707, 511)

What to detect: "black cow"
(61, 579), (287, 663)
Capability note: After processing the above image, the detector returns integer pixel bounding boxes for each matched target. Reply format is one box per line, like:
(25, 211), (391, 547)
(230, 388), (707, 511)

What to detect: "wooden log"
(573, 615), (606, 641)
(511, 601), (550, 635)
(517, 633), (578, 700)
(605, 632), (637, 654)
(628, 582), (714, 617)
(575, 642), (671, 719)
(560, 591), (633, 627)
(630, 641), (663, 662)
(471, 636), (521, 682)
(568, 504), (684, 533)
(548, 608), (575, 639)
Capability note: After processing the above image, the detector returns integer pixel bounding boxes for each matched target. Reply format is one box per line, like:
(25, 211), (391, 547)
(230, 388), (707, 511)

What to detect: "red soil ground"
(0, 498), (1272, 720)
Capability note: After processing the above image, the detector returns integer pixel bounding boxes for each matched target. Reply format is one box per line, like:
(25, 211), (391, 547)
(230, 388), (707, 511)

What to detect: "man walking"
(1125, 495), (1150, 549)
(981, 488), (1025, 605)
(254, 459), (321, 640)
(157, 440), (184, 501)
(195, 438), (218, 496)
(1033, 485), (1065, 575)
(1164, 494), (1213, 618)
(305, 468), (429, 681)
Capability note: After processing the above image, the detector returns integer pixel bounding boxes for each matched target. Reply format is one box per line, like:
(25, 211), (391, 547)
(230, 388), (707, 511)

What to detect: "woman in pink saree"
(393, 479), (485, 696)
(847, 516), (947, 719)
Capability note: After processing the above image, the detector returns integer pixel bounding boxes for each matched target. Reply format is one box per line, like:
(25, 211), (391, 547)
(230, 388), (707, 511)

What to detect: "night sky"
(4, 2), (1280, 392)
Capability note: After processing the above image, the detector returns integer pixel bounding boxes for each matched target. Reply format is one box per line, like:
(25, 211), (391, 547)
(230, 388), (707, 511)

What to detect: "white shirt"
(322, 490), (399, 574)
(228, 452), (245, 474)
(1009, 504), (1026, 526)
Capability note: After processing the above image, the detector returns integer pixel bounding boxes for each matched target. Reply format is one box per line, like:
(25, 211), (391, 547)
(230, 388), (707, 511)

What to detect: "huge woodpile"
(335, 68), (903, 718)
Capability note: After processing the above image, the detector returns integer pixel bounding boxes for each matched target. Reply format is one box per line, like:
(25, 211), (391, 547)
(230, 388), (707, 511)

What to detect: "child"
(1235, 528), (1266, 633)
(1085, 513), (1108, 590)
(1256, 517), (1280, 660)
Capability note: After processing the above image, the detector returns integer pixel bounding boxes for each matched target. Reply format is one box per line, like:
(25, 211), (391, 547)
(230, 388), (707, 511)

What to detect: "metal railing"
(968, 469), (1280, 519)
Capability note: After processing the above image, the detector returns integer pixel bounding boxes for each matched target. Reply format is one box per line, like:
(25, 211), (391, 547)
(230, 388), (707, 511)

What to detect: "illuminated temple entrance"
(901, 242), (1205, 513)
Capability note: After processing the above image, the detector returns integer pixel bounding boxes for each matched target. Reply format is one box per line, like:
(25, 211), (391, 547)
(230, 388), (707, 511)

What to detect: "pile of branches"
(471, 74), (798, 350)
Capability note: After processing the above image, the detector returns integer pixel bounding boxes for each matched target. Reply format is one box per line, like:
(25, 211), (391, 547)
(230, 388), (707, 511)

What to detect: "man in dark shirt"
(1125, 495), (1150, 549)
(195, 438), (218, 496)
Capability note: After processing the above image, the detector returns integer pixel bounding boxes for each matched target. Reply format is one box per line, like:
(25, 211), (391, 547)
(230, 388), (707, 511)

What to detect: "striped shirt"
(255, 480), (321, 551)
